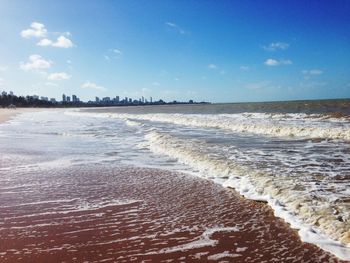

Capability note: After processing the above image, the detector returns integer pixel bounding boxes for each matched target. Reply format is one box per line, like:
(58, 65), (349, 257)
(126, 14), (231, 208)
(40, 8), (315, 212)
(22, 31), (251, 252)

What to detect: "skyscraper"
(62, 94), (66, 102)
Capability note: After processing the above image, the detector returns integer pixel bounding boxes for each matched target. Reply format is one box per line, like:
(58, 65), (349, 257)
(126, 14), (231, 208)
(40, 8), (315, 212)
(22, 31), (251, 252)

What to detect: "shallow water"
(0, 164), (342, 262)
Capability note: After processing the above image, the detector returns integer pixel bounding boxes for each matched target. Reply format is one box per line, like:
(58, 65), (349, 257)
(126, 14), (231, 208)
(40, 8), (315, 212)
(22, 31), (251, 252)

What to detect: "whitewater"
(67, 101), (350, 261)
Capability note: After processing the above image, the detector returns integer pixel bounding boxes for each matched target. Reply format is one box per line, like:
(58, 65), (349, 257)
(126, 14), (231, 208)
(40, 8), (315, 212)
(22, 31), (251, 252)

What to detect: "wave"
(145, 131), (350, 260)
(67, 111), (350, 141)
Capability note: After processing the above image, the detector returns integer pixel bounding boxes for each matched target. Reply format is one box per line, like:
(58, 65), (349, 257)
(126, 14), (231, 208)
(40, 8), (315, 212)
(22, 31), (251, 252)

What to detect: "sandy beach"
(0, 164), (343, 262)
(0, 108), (348, 262)
(0, 108), (45, 124)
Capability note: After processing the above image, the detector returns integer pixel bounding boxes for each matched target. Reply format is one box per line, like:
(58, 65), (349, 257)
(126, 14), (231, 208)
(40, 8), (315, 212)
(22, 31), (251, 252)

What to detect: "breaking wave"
(67, 111), (350, 141)
(145, 131), (350, 260)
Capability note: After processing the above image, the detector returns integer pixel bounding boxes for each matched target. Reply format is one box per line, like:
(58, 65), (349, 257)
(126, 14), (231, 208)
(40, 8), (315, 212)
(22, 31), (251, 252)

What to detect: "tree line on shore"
(0, 94), (56, 108)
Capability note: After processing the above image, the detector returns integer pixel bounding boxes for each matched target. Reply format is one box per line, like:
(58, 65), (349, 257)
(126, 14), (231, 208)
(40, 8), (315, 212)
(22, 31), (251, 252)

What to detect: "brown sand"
(0, 164), (344, 263)
(0, 108), (46, 124)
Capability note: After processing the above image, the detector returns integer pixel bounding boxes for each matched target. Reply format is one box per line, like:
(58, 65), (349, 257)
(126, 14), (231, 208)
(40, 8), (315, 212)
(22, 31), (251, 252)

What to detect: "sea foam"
(66, 111), (350, 141)
(145, 131), (350, 261)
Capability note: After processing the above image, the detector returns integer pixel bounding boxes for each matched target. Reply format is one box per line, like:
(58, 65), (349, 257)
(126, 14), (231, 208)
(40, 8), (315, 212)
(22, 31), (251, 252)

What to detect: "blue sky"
(0, 0), (349, 102)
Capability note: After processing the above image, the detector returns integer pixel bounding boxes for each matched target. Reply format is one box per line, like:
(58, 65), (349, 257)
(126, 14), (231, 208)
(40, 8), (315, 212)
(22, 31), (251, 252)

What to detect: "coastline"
(0, 108), (348, 261)
(0, 108), (44, 124)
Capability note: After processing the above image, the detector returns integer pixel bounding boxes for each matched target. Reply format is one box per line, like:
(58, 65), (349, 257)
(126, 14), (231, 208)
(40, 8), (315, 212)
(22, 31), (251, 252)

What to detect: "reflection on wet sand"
(0, 165), (343, 262)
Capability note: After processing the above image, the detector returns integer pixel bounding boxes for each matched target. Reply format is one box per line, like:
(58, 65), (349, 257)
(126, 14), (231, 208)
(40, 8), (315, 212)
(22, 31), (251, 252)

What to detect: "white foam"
(155, 227), (240, 254)
(66, 111), (350, 141)
(144, 131), (350, 261)
(207, 252), (241, 260)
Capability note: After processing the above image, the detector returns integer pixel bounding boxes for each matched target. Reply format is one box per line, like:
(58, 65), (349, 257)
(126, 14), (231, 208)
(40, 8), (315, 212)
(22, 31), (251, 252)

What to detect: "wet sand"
(0, 108), (45, 124)
(0, 164), (344, 262)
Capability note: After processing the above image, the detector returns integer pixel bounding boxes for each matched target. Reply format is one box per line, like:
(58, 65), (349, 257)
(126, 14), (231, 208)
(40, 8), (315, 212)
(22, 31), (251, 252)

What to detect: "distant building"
(1, 91), (7, 96)
(102, 97), (111, 102)
(66, 96), (71, 102)
(115, 96), (120, 103)
(72, 95), (78, 103)
(33, 95), (39, 100)
(9, 91), (13, 96)
(50, 98), (56, 103)
(150, 97), (152, 103)
(62, 94), (66, 102)
(95, 96), (100, 103)
(40, 96), (49, 101)
(128, 98), (132, 103)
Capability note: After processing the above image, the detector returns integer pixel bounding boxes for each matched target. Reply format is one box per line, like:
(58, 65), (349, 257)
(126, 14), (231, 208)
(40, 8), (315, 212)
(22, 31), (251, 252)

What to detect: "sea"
(0, 99), (350, 262)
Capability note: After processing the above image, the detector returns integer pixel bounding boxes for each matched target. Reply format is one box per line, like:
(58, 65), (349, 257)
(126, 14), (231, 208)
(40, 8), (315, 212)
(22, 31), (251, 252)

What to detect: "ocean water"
(0, 99), (350, 261)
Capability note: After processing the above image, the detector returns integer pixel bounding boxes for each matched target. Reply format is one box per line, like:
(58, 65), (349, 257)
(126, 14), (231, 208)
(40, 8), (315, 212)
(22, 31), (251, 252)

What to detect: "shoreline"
(0, 108), (46, 124)
(0, 108), (23, 123)
(0, 108), (348, 261)
(0, 165), (343, 262)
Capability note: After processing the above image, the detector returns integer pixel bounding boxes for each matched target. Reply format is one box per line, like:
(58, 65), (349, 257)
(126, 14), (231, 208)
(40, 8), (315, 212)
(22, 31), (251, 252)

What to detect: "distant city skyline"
(1, 89), (199, 108)
(0, 0), (349, 103)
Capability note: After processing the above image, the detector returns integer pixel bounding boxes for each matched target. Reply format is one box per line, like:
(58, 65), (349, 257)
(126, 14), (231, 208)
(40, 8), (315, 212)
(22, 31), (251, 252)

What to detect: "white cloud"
(166, 22), (177, 27)
(302, 69), (323, 75)
(208, 64), (217, 69)
(220, 70), (227, 75)
(104, 55), (111, 61)
(37, 38), (53, 46)
(174, 77), (179, 81)
(47, 72), (71, 81)
(165, 22), (188, 35)
(111, 49), (122, 55)
(81, 81), (106, 91)
(37, 35), (74, 48)
(152, 82), (160, 86)
(20, 54), (52, 71)
(264, 58), (292, 66)
(22, 21), (75, 48)
(264, 59), (279, 66)
(263, 42), (289, 51)
(52, 36), (74, 48)
(21, 22), (47, 38)
(67, 60), (72, 64)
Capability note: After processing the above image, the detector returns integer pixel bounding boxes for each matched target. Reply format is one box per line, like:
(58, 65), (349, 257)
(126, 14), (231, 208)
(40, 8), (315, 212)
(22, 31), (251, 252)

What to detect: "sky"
(0, 0), (349, 103)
